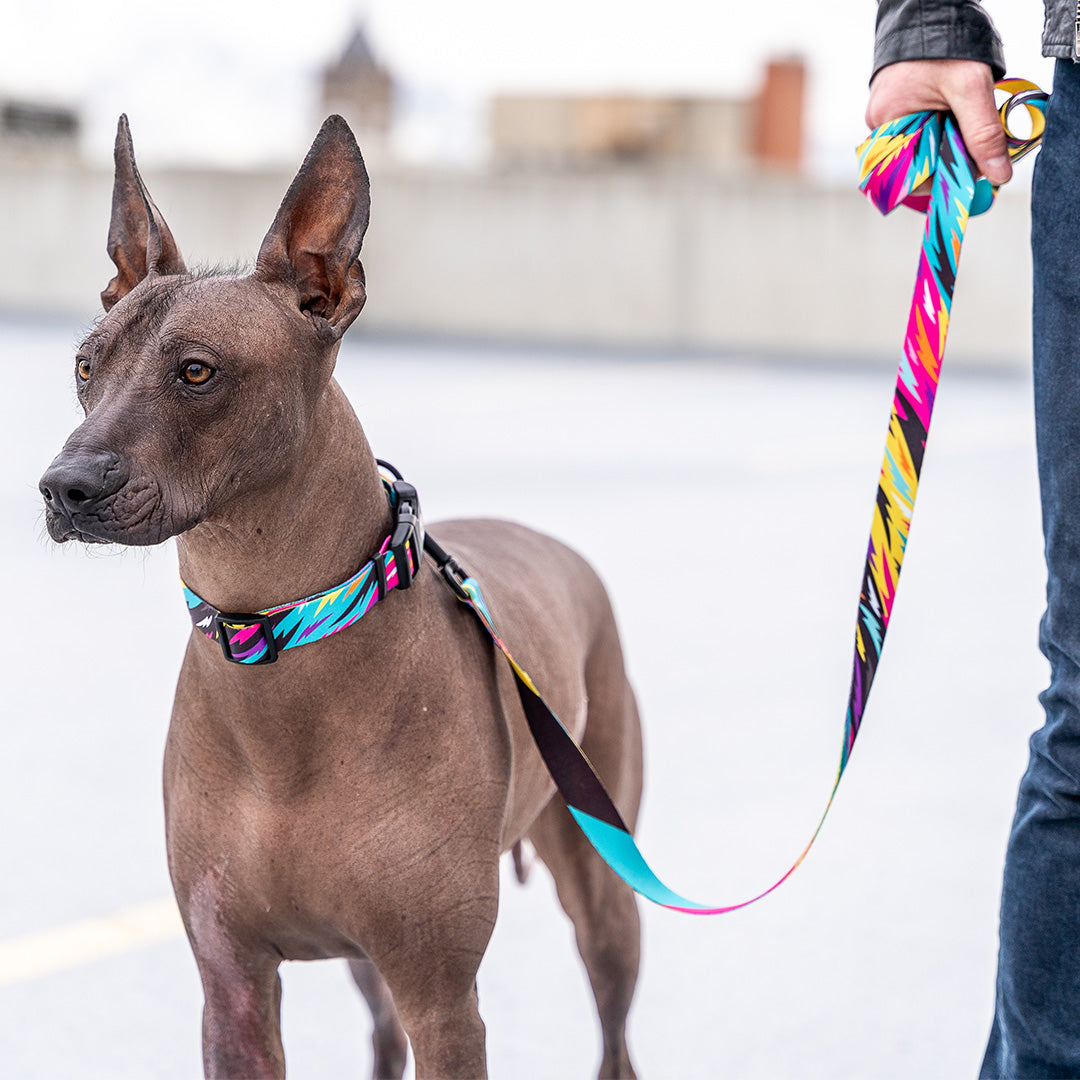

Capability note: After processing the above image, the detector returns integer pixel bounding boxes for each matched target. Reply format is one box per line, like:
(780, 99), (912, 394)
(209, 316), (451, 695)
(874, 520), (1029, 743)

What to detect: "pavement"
(0, 313), (1047, 1077)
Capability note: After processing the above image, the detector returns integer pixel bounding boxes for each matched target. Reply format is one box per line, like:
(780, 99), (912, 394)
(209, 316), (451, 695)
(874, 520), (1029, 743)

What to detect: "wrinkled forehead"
(82, 274), (296, 356)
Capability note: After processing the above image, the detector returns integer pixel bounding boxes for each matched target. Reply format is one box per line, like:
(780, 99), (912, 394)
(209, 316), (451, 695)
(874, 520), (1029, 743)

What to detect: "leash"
(182, 80), (1047, 913)
(423, 79), (1047, 913)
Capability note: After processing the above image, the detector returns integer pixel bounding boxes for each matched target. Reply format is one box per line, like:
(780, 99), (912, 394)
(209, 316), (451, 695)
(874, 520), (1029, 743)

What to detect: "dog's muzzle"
(39, 449), (128, 542)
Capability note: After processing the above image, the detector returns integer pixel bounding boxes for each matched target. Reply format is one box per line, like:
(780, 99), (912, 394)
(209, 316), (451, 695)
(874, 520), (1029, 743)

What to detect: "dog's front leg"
(201, 958), (284, 1080)
(198, 949), (285, 1079)
(397, 983), (488, 1080)
(179, 865), (286, 1079)
(371, 870), (500, 1080)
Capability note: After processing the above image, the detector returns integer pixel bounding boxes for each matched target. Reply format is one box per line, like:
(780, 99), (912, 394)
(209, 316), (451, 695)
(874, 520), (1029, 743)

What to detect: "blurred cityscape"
(0, 25), (1033, 367)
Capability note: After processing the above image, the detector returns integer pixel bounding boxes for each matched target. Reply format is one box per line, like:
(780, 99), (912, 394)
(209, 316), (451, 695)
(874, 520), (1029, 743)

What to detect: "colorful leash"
(429, 78), (1048, 913)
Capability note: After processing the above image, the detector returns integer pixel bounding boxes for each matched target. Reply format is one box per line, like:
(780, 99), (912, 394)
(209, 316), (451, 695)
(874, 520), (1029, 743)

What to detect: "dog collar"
(182, 464), (424, 665)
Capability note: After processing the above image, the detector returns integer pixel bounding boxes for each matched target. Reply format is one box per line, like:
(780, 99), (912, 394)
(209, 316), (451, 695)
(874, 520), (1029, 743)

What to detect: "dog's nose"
(39, 451), (124, 516)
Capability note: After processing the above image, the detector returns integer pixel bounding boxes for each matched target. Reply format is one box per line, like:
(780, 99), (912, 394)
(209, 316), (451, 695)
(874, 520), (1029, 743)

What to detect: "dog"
(38, 115), (644, 1080)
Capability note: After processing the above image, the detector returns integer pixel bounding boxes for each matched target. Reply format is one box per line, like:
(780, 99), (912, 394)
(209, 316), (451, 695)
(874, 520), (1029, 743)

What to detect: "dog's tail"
(511, 840), (534, 885)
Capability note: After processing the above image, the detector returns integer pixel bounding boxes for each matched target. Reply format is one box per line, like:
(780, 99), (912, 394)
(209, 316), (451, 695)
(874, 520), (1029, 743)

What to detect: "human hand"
(866, 59), (1011, 186)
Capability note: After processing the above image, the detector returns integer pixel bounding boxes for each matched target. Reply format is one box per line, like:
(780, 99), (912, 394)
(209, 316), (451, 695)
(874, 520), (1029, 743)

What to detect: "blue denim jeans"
(981, 59), (1080, 1080)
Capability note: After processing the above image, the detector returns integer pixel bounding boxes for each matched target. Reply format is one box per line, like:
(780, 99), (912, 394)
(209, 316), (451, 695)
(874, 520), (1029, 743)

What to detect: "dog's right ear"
(101, 115), (186, 312)
(255, 116), (370, 338)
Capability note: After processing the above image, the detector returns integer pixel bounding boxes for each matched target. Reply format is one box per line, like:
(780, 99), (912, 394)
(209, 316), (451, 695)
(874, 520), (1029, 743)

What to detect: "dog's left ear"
(256, 116), (370, 337)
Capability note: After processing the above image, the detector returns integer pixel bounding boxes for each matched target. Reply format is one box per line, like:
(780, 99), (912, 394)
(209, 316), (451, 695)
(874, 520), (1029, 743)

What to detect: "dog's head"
(39, 115), (370, 545)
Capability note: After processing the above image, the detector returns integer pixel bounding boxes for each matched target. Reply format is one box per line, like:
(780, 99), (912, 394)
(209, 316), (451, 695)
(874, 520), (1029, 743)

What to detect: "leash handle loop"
(997, 77), (1048, 163)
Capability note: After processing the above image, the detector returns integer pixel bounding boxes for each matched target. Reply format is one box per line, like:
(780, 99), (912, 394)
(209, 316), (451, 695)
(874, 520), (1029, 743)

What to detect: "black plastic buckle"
(213, 612), (279, 665)
(388, 480), (425, 589)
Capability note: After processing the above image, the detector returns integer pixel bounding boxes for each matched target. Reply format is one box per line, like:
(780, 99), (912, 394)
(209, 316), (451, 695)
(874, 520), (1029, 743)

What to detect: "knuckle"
(968, 122), (1006, 151)
(946, 62), (992, 95)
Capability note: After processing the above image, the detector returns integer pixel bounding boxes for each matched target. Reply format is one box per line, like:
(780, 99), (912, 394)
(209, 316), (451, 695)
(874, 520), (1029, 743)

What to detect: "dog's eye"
(76, 358), (91, 382)
(181, 362), (215, 386)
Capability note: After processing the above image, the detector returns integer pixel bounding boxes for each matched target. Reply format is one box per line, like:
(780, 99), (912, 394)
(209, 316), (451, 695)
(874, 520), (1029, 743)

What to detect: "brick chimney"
(752, 57), (805, 172)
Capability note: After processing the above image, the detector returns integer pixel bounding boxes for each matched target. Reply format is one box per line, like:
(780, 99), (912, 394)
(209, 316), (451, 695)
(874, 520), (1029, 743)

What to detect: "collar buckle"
(388, 480), (425, 589)
(213, 612), (279, 665)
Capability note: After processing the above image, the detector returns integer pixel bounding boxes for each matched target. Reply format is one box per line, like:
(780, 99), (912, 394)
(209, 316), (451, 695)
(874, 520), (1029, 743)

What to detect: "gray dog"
(39, 115), (644, 1080)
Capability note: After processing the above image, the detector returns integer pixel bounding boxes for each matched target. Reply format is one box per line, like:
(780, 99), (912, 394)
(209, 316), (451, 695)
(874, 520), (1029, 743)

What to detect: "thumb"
(950, 93), (1011, 186)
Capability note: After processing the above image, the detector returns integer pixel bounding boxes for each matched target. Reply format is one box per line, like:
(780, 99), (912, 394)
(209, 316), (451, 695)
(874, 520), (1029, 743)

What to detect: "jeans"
(981, 59), (1080, 1079)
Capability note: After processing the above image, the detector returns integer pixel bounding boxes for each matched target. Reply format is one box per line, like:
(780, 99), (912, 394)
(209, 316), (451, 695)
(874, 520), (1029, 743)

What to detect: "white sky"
(0, 0), (1056, 176)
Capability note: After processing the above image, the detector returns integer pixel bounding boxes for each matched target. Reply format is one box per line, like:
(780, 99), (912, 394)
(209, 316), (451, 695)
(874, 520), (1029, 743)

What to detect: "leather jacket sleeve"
(873, 0), (1006, 80)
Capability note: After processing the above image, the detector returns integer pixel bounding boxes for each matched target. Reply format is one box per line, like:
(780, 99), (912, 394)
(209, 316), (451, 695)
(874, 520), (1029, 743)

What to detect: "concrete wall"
(0, 158), (1033, 368)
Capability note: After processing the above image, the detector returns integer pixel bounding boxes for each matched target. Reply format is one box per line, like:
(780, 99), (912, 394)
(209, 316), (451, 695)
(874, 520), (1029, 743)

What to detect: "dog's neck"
(177, 379), (393, 614)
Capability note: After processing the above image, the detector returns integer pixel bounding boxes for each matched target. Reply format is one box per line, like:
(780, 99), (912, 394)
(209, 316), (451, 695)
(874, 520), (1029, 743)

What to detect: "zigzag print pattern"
(184, 534), (419, 665)
(844, 113), (974, 770)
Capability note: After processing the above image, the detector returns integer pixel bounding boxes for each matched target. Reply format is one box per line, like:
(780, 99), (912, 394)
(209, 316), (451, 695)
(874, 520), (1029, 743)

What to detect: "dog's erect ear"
(255, 116), (370, 337)
(101, 115), (186, 312)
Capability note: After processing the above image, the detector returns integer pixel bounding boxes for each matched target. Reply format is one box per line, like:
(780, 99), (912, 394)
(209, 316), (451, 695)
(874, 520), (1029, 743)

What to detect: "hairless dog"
(39, 115), (643, 1080)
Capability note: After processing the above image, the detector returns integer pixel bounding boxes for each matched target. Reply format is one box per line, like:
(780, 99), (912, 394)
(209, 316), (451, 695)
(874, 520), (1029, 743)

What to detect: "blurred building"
(0, 54), (1031, 369)
(0, 100), (80, 162)
(491, 58), (805, 173)
(320, 25), (395, 163)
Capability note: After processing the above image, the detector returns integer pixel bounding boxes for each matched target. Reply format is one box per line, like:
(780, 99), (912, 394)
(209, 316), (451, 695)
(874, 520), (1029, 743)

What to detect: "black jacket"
(874, 0), (1076, 79)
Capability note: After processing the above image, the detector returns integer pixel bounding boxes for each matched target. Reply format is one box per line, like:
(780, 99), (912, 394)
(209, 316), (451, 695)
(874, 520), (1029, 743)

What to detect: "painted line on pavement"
(0, 897), (184, 988)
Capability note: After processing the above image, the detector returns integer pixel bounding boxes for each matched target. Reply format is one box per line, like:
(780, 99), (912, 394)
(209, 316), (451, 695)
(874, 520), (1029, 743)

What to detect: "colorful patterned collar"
(182, 466), (424, 665)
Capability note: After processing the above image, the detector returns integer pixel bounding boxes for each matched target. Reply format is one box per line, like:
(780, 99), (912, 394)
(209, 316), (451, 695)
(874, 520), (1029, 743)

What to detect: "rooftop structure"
(320, 25), (394, 161)
(0, 100), (80, 161)
(491, 58), (805, 173)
